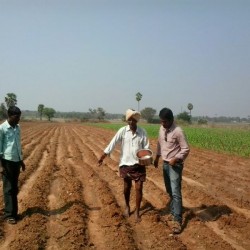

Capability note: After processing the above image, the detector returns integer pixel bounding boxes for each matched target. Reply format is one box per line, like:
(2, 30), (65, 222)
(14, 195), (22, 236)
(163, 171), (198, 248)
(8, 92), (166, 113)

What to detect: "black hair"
(7, 106), (21, 116)
(159, 108), (173, 120)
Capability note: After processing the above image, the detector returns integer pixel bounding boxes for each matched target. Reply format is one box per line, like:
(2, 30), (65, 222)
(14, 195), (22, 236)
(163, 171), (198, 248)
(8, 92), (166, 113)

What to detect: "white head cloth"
(125, 109), (141, 121)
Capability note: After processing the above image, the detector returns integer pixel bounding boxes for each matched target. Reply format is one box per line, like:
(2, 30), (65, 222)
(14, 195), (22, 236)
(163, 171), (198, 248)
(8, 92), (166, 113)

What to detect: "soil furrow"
(0, 126), (60, 249)
(70, 127), (186, 249)
(0, 122), (249, 250)
(79, 126), (248, 249)
(67, 127), (139, 249)
(45, 125), (88, 249)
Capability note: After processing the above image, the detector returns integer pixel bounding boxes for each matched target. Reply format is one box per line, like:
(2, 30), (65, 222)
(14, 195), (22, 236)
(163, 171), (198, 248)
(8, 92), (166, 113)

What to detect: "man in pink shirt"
(154, 108), (189, 234)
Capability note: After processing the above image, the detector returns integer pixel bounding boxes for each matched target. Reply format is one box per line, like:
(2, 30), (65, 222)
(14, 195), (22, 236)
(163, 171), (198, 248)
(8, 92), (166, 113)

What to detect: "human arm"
(97, 127), (124, 166)
(0, 128), (3, 173)
(141, 129), (150, 149)
(153, 140), (161, 168)
(153, 154), (161, 168)
(98, 153), (108, 166)
(172, 128), (190, 164)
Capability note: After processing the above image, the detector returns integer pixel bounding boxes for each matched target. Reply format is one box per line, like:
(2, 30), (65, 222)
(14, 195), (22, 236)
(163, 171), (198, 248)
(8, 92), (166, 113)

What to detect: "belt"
(121, 164), (140, 168)
(164, 160), (183, 164)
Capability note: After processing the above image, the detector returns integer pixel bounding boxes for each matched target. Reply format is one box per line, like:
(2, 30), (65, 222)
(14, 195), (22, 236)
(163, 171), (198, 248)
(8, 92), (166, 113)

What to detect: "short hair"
(159, 108), (173, 120)
(7, 106), (21, 116)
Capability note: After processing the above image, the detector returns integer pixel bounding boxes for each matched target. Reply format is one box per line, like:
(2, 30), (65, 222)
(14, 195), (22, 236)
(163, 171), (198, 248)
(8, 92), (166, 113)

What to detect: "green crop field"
(89, 123), (250, 157)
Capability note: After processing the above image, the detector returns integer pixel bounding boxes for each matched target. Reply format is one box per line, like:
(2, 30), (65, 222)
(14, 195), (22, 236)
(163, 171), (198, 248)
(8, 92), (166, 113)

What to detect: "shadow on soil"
(19, 200), (100, 219)
(139, 201), (232, 234)
(140, 202), (155, 216)
(187, 204), (232, 222)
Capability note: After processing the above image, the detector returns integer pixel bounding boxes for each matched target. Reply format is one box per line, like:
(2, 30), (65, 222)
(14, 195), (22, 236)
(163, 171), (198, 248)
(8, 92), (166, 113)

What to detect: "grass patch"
(88, 123), (250, 157)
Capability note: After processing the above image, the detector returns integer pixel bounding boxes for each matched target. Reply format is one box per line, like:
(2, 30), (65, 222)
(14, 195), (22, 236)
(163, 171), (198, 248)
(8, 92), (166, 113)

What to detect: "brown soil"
(0, 122), (249, 250)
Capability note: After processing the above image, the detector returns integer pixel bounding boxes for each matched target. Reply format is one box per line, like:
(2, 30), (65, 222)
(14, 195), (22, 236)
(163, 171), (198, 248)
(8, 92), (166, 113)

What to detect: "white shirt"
(104, 125), (149, 167)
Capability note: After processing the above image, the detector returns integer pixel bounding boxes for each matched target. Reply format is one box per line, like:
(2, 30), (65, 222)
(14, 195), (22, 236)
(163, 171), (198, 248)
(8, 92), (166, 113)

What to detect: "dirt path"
(0, 122), (249, 249)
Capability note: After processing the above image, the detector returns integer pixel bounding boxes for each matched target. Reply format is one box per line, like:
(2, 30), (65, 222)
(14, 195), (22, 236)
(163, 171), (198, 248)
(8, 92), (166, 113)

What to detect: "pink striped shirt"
(156, 123), (189, 162)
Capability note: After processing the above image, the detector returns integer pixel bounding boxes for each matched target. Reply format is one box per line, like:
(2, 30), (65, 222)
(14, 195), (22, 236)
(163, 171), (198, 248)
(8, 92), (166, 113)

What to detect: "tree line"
(2, 92), (247, 124)
(0, 93), (57, 121)
(0, 92), (193, 123)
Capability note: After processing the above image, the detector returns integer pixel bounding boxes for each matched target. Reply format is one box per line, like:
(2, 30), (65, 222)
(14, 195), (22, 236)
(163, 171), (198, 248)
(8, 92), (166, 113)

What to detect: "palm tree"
(136, 92), (142, 111)
(5, 93), (17, 108)
(187, 103), (193, 116)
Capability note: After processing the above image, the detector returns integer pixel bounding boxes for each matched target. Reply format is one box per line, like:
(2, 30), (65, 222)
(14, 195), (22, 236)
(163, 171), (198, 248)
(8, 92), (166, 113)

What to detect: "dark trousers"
(1, 159), (20, 219)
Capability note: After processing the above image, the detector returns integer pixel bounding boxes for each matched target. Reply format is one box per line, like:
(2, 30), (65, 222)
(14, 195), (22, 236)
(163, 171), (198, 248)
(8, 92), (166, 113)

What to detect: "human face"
(160, 119), (173, 130)
(127, 117), (137, 131)
(8, 114), (21, 127)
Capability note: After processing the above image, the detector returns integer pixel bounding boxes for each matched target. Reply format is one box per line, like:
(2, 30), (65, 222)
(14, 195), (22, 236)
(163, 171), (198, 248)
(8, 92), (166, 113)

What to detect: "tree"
(140, 107), (156, 123)
(89, 107), (106, 121)
(5, 93), (17, 108)
(177, 111), (191, 123)
(197, 118), (208, 125)
(135, 92), (142, 111)
(37, 104), (44, 120)
(0, 103), (7, 119)
(89, 108), (97, 119)
(43, 107), (56, 121)
(96, 107), (106, 121)
(187, 103), (193, 116)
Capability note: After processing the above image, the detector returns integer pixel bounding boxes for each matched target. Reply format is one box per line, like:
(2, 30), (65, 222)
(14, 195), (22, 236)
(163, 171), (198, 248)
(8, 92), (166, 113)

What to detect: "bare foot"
(135, 213), (141, 223)
(124, 206), (130, 217)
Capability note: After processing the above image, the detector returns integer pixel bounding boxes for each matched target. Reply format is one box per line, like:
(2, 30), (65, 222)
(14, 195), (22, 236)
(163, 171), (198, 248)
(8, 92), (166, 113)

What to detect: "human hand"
(153, 155), (160, 168)
(21, 161), (26, 171)
(98, 154), (106, 166)
(169, 158), (178, 166)
(98, 159), (103, 166)
(0, 160), (4, 174)
(153, 159), (159, 168)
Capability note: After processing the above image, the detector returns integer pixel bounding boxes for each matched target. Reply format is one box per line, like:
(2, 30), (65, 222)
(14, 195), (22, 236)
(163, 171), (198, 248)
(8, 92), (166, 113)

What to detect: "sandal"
(6, 217), (17, 224)
(172, 221), (182, 234)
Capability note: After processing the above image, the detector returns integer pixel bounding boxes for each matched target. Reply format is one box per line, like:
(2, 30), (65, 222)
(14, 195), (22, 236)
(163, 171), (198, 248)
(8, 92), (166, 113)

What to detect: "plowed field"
(0, 122), (249, 250)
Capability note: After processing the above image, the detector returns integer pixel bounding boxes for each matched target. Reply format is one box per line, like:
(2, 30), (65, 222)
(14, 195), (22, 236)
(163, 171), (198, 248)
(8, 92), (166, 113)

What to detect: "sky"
(0, 0), (250, 118)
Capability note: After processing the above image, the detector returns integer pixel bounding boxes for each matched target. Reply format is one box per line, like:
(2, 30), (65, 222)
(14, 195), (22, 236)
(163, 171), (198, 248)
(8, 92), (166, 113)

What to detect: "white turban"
(125, 109), (141, 122)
